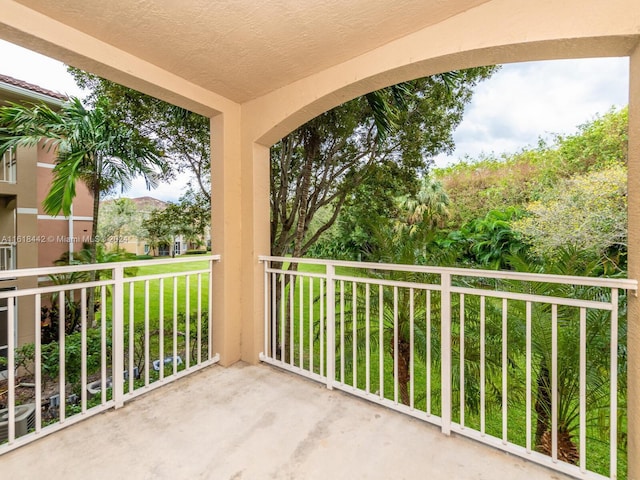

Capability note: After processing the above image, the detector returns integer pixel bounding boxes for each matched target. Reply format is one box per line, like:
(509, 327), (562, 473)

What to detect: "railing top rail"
(0, 254), (221, 280)
(259, 255), (638, 291)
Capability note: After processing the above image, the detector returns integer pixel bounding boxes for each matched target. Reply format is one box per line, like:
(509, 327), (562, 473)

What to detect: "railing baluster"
(526, 301), (532, 454)
(579, 306), (587, 473)
(159, 278), (164, 381)
(409, 287), (414, 410)
(280, 273), (285, 363)
(7, 294), (15, 442)
(551, 303), (558, 463)
(340, 280), (345, 384)
(185, 275), (190, 369)
(460, 293), (465, 427)
(172, 276), (178, 375)
(289, 273), (294, 366)
(309, 277), (314, 374)
(352, 281), (357, 388)
(610, 289), (618, 479)
(502, 298), (508, 445)
(59, 291), (66, 422)
(35, 293), (42, 433)
(101, 286), (107, 404)
(393, 286), (398, 405)
(263, 262), (269, 358)
(113, 266), (124, 409)
(129, 282), (135, 393)
(365, 283), (370, 395)
(379, 285), (384, 401)
(271, 271), (276, 361)
(426, 290), (431, 416)
(81, 288), (87, 413)
(197, 274), (202, 364)
(144, 280), (150, 387)
(208, 260), (213, 360)
(299, 275), (304, 369)
(480, 295), (485, 437)
(441, 273), (452, 436)
(326, 264), (335, 390)
(320, 278), (325, 378)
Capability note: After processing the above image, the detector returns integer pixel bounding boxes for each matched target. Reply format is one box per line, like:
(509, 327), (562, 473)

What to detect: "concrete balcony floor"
(2, 363), (571, 480)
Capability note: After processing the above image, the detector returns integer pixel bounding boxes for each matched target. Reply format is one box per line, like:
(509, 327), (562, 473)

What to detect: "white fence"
(259, 256), (637, 480)
(0, 256), (219, 454)
(0, 149), (16, 184)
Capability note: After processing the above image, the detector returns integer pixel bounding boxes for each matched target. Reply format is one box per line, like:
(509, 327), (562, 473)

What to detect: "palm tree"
(506, 249), (622, 465)
(0, 96), (164, 263)
(335, 191), (448, 406)
(0, 97), (164, 327)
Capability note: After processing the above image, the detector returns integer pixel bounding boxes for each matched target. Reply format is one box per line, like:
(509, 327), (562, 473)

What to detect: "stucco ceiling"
(15, 0), (489, 103)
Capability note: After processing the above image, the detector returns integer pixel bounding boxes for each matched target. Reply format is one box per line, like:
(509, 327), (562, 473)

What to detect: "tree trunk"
(291, 129), (319, 259)
(87, 170), (100, 328)
(535, 359), (551, 448)
(390, 335), (412, 405)
(534, 358), (579, 464)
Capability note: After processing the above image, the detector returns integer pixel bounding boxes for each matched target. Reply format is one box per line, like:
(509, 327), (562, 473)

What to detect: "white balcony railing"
(0, 256), (219, 452)
(0, 149), (16, 184)
(259, 256), (637, 480)
(0, 244), (15, 271)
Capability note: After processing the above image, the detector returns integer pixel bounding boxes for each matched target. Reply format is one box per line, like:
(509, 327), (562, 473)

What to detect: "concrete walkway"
(1, 363), (570, 480)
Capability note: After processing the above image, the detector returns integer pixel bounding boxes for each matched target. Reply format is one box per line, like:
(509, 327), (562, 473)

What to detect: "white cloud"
(109, 175), (193, 203)
(435, 57), (629, 167)
(0, 40), (87, 98)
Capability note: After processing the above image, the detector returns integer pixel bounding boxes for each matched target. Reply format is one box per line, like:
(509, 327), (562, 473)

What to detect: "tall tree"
(68, 68), (211, 203)
(271, 67), (496, 260)
(98, 197), (141, 250)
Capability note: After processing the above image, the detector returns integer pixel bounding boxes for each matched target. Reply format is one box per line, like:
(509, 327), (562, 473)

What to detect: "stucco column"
(210, 110), (243, 366)
(628, 43), (640, 480)
(240, 141), (270, 363)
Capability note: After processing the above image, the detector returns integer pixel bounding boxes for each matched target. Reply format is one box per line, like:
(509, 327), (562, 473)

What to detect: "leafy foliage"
(68, 68), (212, 202)
(436, 108), (628, 228)
(272, 67), (497, 258)
(513, 164), (627, 269)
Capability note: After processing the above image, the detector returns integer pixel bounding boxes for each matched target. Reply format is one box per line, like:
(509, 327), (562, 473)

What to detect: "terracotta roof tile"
(0, 73), (68, 101)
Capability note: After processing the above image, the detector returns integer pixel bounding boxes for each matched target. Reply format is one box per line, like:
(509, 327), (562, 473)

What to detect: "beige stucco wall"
(35, 143), (94, 265)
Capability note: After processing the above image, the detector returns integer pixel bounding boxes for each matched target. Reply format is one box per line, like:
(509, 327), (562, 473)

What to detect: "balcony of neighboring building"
(0, 149), (16, 185)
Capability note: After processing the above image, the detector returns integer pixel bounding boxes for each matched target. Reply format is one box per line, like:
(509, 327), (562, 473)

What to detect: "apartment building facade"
(0, 74), (93, 365)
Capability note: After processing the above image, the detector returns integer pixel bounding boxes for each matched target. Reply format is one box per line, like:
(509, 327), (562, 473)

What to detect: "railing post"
(112, 265), (124, 409)
(440, 272), (452, 435)
(326, 263), (336, 390)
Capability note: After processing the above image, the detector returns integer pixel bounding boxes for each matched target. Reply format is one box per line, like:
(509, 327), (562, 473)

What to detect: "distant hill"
(103, 196), (167, 212)
(128, 196), (168, 212)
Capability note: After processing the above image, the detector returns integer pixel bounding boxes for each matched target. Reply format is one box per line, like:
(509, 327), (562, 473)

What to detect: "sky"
(0, 39), (630, 200)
